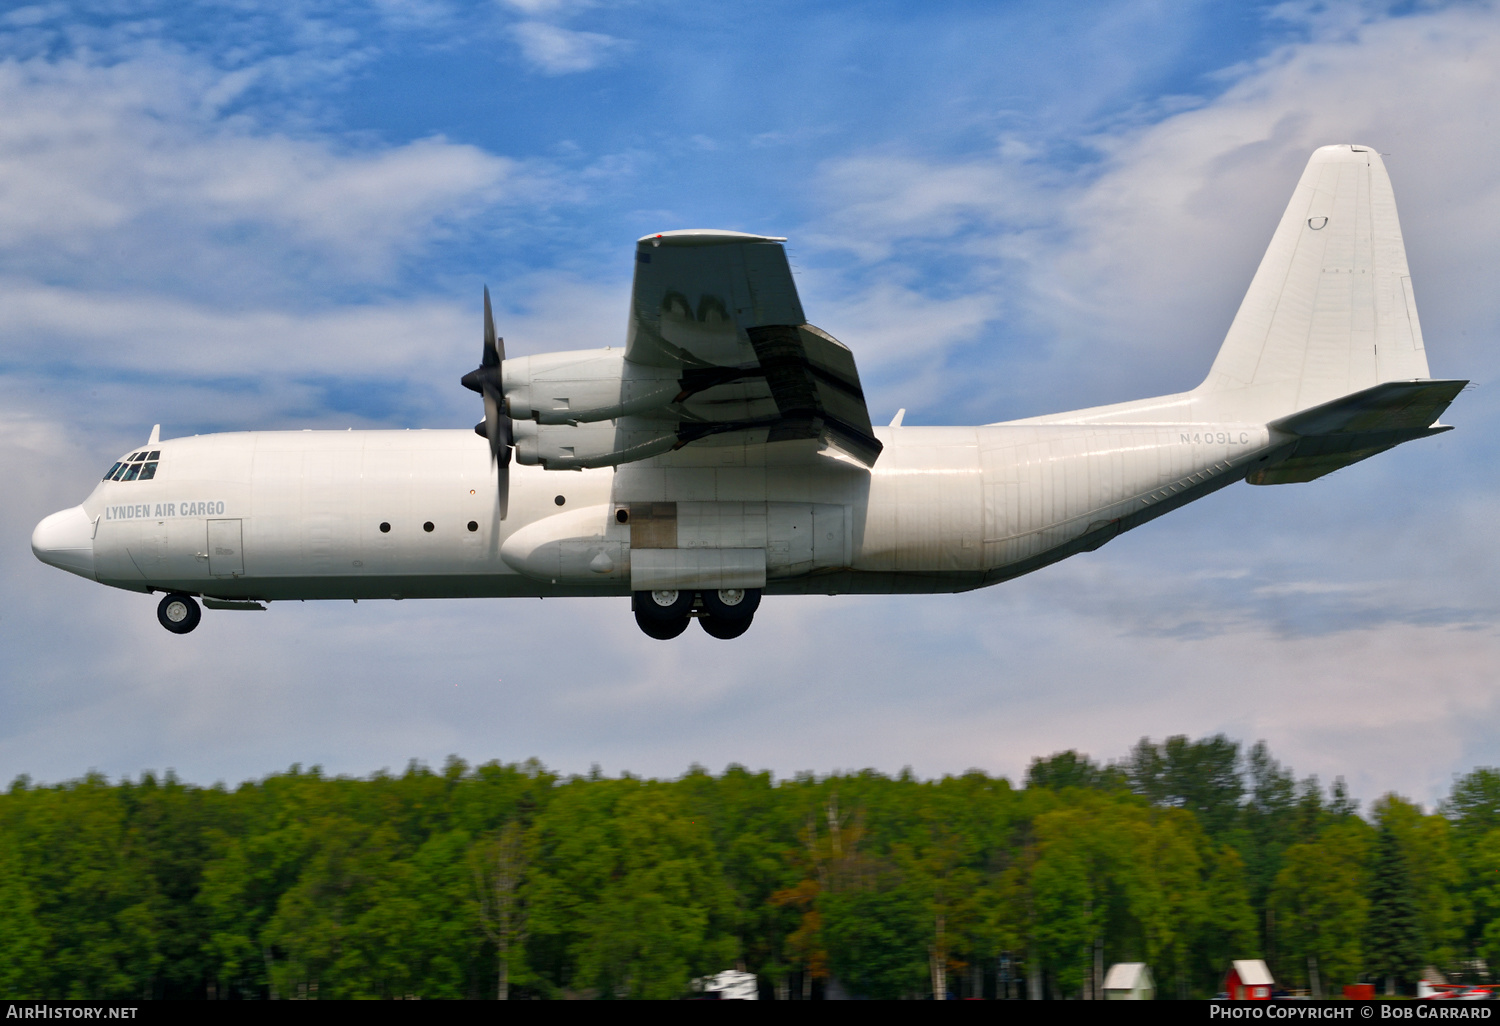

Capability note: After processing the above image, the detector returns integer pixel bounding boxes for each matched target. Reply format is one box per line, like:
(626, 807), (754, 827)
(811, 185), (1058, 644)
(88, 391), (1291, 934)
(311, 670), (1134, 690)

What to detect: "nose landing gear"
(157, 593), (202, 634)
(632, 589), (761, 640)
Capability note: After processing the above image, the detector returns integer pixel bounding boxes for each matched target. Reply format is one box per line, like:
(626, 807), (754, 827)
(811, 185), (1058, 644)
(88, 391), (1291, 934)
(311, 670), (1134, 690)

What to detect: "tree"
(1200, 846), (1259, 976)
(471, 822), (526, 999)
(1365, 823), (1421, 994)
(1372, 794), (1466, 973)
(0, 832), (46, 996)
(526, 780), (738, 999)
(1271, 821), (1372, 996)
(821, 886), (928, 999)
(1027, 803), (1109, 998)
(1026, 751), (1124, 792)
(1468, 827), (1500, 974)
(1129, 735), (1244, 840)
(4, 774), (164, 998)
(1241, 741), (1299, 915)
(1442, 768), (1500, 842)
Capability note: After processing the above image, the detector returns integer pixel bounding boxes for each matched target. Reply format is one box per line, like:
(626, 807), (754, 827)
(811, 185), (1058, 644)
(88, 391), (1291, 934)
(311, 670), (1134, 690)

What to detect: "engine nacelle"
(503, 349), (680, 424)
(511, 419), (680, 470)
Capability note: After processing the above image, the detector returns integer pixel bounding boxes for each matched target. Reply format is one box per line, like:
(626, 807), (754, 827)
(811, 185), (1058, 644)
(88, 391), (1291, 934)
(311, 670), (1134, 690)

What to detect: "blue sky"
(4, 0), (1500, 806)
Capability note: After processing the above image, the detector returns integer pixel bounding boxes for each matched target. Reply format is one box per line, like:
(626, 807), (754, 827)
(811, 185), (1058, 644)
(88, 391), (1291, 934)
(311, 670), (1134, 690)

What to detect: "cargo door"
(166, 518), (211, 580)
(208, 519), (244, 577)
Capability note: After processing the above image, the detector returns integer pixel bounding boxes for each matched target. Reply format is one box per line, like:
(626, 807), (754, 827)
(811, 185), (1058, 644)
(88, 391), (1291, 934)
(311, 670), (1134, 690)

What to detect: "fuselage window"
(103, 462), (123, 481)
(146, 451), (160, 461)
(139, 462), (158, 480)
(121, 464), (141, 481)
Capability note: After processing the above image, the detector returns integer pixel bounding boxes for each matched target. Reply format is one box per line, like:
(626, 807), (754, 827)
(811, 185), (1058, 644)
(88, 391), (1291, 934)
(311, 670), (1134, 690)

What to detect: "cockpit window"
(106, 450), (163, 482)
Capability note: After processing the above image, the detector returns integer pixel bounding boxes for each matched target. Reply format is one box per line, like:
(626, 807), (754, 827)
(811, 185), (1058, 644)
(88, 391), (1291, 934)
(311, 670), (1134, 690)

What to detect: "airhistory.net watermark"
(4, 1008), (138, 1019)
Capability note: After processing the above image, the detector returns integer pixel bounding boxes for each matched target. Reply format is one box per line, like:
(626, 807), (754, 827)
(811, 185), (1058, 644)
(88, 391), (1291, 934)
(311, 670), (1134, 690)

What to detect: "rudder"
(1198, 145), (1432, 421)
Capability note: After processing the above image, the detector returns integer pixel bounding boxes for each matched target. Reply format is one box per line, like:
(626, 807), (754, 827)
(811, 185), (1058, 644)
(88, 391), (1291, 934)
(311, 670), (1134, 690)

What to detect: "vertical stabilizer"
(1198, 145), (1432, 421)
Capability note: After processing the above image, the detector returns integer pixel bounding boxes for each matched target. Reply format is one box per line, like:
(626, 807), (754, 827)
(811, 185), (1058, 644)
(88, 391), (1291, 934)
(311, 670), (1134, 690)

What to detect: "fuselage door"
(208, 519), (244, 576)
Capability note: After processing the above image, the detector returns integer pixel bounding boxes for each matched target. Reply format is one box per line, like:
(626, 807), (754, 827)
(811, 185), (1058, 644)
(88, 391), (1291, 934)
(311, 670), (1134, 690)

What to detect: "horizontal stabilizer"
(1249, 378), (1466, 484)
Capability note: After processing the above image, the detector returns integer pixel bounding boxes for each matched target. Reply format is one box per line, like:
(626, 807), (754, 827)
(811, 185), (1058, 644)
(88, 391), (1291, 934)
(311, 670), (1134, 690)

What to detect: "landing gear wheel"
(700, 614), (753, 639)
(633, 589), (694, 620)
(157, 593), (201, 634)
(700, 588), (761, 621)
(635, 608), (690, 640)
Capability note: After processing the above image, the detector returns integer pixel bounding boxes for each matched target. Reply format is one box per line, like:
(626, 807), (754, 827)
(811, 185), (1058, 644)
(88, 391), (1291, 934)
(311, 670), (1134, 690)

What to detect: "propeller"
(461, 286), (512, 519)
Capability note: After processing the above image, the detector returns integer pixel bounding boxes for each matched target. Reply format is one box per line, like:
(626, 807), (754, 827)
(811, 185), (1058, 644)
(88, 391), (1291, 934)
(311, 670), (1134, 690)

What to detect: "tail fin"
(1198, 145), (1433, 421)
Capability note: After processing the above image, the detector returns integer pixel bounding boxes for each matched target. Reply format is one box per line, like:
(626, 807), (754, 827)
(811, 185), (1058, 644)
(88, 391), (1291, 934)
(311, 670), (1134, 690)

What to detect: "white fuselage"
(62, 409), (1275, 602)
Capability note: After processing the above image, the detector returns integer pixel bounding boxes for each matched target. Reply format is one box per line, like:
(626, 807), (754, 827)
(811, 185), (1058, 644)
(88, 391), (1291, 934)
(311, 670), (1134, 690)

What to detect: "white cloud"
(804, 5), (1500, 412)
(0, 52), (542, 289)
(1036, 6), (1500, 398)
(0, 281), (472, 377)
(511, 20), (629, 75)
(807, 151), (1045, 262)
(499, 0), (590, 14)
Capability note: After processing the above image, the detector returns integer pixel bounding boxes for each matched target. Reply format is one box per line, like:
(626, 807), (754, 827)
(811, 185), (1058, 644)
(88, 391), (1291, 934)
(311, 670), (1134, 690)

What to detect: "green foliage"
(0, 831), (47, 995)
(822, 886), (928, 998)
(1128, 735), (1244, 839)
(1373, 794), (1466, 971)
(526, 779), (738, 998)
(0, 740), (1494, 1000)
(1271, 820), (1373, 995)
(1365, 822), (1422, 989)
(1025, 750), (1125, 792)
(1443, 768), (1500, 842)
(1201, 846), (1259, 973)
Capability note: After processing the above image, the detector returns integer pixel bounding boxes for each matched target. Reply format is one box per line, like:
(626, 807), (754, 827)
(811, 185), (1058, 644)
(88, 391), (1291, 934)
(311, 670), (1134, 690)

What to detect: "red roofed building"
(1225, 960), (1274, 1000)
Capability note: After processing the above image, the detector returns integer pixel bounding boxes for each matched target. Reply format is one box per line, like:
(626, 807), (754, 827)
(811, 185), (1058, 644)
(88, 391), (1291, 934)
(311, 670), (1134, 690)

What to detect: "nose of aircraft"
(32, 505), (96, 580)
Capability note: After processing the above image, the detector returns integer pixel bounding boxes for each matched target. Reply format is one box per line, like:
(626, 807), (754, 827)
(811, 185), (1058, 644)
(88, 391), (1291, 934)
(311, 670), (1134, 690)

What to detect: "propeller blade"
(473, 285), (511, 519)
(495, 448), (510, 521)
(483, 286), (504, 365)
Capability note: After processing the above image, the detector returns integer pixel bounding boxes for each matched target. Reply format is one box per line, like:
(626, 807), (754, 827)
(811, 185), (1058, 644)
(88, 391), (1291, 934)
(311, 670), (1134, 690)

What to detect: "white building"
(1103, 963), (1155, 1000)
(693, 970), (759, 1000)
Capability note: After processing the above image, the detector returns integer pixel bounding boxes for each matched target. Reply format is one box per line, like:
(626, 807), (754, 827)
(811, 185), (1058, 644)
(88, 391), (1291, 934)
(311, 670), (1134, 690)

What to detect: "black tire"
(633, 589), (694, 620)
(700, 587), (761, 621)
(635, 607), (690, 640)
(700, 614), (753, 640)
(157, 593), (201, 634)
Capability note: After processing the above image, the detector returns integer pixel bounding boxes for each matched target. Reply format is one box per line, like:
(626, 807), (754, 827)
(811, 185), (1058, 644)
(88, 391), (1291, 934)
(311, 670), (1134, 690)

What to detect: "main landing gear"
(633, 588), (761, 641)
(157, 593), (202, 634)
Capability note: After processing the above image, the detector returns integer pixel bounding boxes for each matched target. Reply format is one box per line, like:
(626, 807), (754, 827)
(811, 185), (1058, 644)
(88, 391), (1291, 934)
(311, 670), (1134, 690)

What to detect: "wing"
(625, 230), (883, 467)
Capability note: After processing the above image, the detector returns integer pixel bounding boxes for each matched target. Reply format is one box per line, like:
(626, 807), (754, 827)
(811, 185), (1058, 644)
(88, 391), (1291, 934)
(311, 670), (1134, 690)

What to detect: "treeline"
(1, 738), (1497, 1000)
